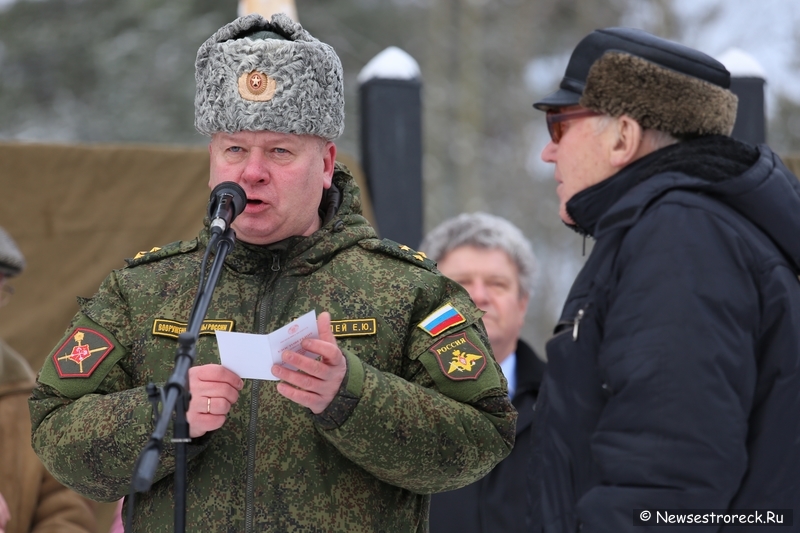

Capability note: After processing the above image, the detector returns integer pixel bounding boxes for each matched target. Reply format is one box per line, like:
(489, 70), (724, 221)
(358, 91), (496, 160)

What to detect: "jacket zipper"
(244, 252), (282, 533)
(551, 304), (589, 342)
(572, 307), (585, 341)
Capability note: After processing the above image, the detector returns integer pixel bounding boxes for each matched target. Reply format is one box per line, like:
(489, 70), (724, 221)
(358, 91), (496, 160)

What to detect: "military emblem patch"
(429, 332), (486, 381)
(418, 303), (466, 337)
(53, 328), (114, 378)
(238, 70), (277, 102)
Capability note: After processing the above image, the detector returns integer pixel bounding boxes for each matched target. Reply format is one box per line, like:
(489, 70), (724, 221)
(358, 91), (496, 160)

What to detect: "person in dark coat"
(529, 27), (800, 532)
(420, 212), (546, 533)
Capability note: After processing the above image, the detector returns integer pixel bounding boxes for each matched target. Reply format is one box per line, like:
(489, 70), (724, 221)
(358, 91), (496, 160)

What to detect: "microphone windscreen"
(208, 182), (247, 219)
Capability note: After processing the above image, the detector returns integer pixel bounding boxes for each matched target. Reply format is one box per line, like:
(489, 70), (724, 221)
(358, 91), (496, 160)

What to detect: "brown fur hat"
(534, 27), (738, 138)
(580, 52), (737, 137)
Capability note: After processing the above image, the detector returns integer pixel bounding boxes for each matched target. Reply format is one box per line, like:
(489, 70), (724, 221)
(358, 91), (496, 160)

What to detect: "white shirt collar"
(499, 351), (517, 399)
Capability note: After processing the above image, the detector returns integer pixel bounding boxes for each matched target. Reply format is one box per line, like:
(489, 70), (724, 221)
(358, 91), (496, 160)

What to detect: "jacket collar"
(564, 137), (800, 273)
(565, 136), (760, 237)
(565, 142), (682, 237)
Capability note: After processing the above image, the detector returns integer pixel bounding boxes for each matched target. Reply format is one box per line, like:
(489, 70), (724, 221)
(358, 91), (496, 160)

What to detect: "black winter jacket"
(529, 137), (800, 532)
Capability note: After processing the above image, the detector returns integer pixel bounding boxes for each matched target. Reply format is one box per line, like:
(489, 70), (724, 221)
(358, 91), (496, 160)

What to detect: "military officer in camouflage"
(29, 13), (515, 533)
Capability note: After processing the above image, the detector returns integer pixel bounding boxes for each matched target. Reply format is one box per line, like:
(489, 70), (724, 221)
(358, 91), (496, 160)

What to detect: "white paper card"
(215, 310), (319, 380)
(215, 328), (275, 380)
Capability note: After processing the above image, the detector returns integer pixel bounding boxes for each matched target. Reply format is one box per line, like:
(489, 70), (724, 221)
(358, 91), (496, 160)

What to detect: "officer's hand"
(0, 491), (9, 532)
(273, 312), (347, 414)
(187, 364), (244, 438)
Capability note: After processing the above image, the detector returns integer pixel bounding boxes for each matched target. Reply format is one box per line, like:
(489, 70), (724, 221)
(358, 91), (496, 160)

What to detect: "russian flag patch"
(418, 303), (466, 337)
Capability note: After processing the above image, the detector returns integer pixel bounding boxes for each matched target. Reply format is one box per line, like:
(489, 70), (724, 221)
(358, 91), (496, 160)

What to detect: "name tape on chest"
(330, 318), (377, 337)
(152, 319), (235, 339)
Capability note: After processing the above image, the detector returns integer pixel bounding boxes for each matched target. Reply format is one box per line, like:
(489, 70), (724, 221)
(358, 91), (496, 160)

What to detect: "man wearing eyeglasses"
(529, 27), (800, 532)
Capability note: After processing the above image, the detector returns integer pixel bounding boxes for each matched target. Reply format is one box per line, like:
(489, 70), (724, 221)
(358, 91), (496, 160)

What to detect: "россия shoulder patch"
(429, 331), (487, 381)
(52, 328), (114, 378)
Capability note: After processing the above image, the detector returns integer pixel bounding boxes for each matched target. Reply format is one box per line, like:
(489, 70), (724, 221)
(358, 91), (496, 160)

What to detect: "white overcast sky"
(672, 0), (800, 107)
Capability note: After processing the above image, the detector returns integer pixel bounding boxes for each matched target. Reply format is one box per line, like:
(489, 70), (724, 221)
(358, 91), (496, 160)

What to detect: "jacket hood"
(215, 162), (377, 276)
(568, 137), (800, 273)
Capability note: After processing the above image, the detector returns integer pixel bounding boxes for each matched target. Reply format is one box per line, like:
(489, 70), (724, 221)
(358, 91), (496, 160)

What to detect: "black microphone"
(207, 182), (246, 235)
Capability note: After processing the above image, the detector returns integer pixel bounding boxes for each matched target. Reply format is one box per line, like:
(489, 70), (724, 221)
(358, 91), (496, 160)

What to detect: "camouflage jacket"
(30, 166), (516, 533)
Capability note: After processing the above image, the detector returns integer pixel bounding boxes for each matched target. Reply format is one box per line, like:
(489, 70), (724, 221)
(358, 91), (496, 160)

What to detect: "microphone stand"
(131, 228), (236, 533)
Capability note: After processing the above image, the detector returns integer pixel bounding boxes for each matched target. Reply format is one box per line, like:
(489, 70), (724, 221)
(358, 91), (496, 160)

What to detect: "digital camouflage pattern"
(29, 164), (516, 533)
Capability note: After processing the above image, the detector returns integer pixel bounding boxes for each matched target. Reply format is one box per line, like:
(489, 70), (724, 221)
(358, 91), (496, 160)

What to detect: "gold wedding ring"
(207, 397), (211, 414)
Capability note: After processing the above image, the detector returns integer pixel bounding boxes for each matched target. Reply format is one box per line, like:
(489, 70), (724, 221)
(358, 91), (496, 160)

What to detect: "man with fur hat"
(530, 27), (800, 531)
(0, 227), (96, 533)
(29, 13), (515, 533)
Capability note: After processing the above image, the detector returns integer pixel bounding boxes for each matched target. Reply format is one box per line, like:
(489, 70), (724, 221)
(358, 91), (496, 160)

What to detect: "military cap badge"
(238, 70), (277, 101)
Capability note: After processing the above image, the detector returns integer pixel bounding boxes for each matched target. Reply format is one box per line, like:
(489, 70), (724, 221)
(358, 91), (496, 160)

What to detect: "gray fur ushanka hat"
(534, 27), (738, 138)
(195, 13), (344, 140)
